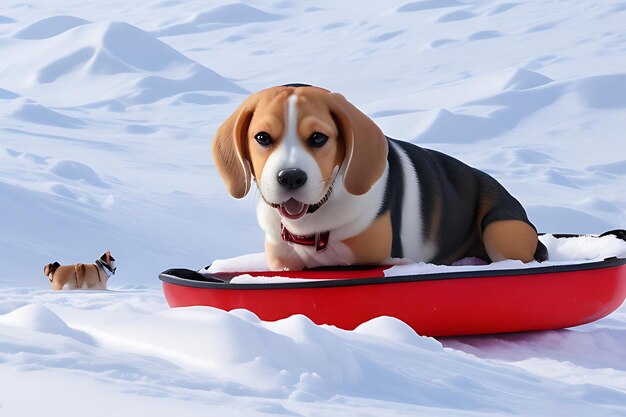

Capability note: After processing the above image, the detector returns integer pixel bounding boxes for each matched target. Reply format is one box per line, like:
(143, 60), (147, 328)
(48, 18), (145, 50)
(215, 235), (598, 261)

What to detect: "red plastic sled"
(159, 234), (626, 337)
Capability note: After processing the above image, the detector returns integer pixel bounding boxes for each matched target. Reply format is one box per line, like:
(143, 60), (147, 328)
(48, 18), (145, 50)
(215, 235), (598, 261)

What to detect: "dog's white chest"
(289, 240), (355, 268)
(257, 198), (364, 269)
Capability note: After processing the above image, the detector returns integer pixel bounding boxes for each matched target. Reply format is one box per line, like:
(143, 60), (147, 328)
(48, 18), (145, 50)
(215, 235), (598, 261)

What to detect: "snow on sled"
(159, 231), (626, 337)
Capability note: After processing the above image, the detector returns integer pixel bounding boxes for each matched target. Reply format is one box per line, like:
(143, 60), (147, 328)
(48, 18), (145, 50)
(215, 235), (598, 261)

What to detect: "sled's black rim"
(159, 256), (626, 290)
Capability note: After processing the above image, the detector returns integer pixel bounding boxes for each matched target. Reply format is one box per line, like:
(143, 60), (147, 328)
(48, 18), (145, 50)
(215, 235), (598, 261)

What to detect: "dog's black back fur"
(380, 138), (543, 264)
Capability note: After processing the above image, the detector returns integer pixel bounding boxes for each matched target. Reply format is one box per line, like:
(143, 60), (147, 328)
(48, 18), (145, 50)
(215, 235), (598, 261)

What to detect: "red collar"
(281, 223), (330, 252)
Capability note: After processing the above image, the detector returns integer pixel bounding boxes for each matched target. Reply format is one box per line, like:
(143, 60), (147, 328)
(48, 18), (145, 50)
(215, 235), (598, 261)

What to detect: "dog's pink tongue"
(279, 198), (309, 220)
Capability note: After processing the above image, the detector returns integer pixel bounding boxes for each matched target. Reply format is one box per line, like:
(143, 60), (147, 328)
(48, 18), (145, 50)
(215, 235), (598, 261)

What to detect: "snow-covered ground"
(1, 0), (626, 415)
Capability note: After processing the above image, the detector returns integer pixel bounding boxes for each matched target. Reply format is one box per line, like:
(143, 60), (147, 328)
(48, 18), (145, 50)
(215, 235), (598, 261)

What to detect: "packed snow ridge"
(153, 3), (284, 36)
(0, 19), (247, 106)
(12, 15), (90, 39)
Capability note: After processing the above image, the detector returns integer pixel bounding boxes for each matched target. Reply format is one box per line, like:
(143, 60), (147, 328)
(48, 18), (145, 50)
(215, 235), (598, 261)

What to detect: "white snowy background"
(1, 0), (626, 415)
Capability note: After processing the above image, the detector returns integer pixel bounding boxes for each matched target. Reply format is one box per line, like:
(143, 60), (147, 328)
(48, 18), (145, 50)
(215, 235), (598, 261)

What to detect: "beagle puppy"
(212, 84), (547, 270)
(44, 251), (117, 290)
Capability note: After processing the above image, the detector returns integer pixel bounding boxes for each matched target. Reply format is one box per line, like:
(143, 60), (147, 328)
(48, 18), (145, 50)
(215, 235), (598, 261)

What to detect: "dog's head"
(43, 262), (61, 279)
(212, 85), (388, 220)
(99, 251), (116, 275)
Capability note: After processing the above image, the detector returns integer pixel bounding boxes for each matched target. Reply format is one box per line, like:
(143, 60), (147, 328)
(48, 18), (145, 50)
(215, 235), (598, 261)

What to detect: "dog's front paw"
(268, 257), (305, 271)
(266, 251), (305, 271)
(265, 240), (306, 271)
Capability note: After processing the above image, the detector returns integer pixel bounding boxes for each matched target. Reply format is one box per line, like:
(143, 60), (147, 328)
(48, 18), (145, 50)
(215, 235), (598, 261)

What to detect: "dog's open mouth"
(279, 199), (309, 220)
(261, 180), (335, 220)
(278, 183), (334, 220)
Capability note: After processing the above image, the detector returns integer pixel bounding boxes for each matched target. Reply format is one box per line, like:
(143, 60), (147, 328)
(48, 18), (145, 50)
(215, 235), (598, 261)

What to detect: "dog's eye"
(308, 132), (328, 148)
(254, 132), (274, 147)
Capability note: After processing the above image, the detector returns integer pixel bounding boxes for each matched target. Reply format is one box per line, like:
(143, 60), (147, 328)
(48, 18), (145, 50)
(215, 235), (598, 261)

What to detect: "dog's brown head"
(212, 85), (388, 219)
(43, 261), (61, 279)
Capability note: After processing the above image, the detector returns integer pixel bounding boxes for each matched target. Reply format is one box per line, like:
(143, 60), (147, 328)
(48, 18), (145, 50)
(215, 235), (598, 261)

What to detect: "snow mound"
(126, 67), (246, 104)
(0, 15), (17, 24)
(430, 38), (458, 48)
(412, 72), (626, 143)
(5, 148), (48, 164)
(36, 21), (243, 78)
(153, 3), (283, 37)
(167, 92), (230, 106)
(101, 306), (364, 399)
(436, 10), (476, 22)
(91, 21), (197, 73)
(385, 233), (626, 276)
(542, 234), (626, 261)
(9, 98), (85, 129)
(48, 160), (108, 188)
(487, 3), (520, 15)
(369, 30), (405, 43)
(208, 252), (269, 273)
(528, 206), (615, 234)
(0, 87), (19, 99)
(49, 183), (78, 199)
(8, 289), (622, 415)
(587, 160), (626, 176)
(82, 303), (517, 406)
(486, 148), (558, 166)
(415, 108), (504, 143)
(0, 304), (90, 343)
(575, 73), (626, 109)
(0, 20), (247, 105)
(12, 15), (89, 39)
(503, 68), (554, 90)
(354, 316), (443, 349)
(468, 30), (504, 41)
(397, 0), (465, 13)
(192, 3), (282, 24)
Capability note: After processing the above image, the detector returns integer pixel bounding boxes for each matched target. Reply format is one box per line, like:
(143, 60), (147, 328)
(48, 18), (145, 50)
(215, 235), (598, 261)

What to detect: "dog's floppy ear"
(211, 98), (258, 199)
(327, 93), (388, 196)
(44, 262), (60, 276)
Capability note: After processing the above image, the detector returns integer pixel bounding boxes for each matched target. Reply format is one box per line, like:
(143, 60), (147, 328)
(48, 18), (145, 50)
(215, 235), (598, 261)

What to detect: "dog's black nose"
(277, 169), (307, 189)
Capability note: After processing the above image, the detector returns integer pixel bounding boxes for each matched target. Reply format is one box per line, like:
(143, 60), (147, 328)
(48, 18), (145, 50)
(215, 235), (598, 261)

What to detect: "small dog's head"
(212, 85), (388, 220)
(99, 251), (117, 275)
(43, 262), (61, 280)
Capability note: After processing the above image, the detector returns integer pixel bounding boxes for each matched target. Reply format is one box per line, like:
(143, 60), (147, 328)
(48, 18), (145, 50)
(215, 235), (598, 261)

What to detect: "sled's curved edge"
(159, 256), (626, 290)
